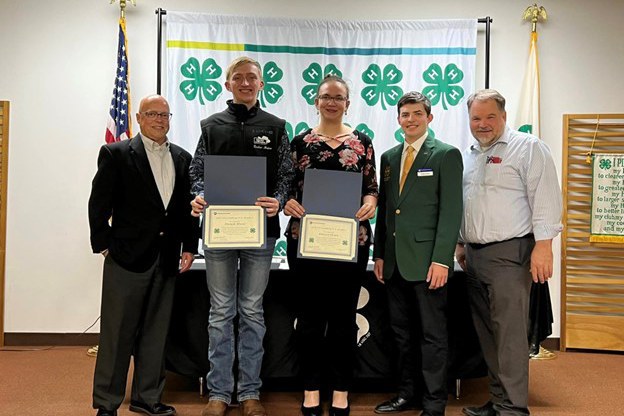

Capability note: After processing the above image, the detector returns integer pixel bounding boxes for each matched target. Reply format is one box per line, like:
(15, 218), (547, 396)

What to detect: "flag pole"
(522, 3), (548, 33)
(521, 3), (556, 362)
(90, 0), (138, 357)
(111, 0), (137, 19)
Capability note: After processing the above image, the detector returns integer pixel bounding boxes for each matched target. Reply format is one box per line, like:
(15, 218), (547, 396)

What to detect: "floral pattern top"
(287, 128), (378, 246)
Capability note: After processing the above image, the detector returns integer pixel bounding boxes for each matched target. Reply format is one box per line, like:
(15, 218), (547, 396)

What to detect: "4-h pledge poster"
(591, 154), (624, 243)
(165, 12), (477, 256)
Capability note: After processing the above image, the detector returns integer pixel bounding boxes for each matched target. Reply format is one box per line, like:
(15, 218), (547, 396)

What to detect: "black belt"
(467, 233), (534, 249)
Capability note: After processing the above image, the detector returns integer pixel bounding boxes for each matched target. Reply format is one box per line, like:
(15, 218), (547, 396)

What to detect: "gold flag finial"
(522, 4), (547, 33)
(111, 0), (136, 19)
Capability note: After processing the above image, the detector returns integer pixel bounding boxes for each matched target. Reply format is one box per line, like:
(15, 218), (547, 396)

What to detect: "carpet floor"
(0, 347), (623, 415)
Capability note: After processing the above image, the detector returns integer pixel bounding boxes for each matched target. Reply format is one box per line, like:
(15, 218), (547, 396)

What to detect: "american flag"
(105, 18), (132, 143)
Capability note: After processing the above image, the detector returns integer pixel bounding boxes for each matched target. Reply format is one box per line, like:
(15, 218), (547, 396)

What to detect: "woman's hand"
(355, 196), (377, 221)
(284, 198), (305, 218)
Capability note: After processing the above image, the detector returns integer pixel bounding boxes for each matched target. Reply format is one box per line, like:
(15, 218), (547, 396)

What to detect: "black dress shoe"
(462, 401), (496, 416)
(129, 401), (176, 416)
(374, 397), (419, 413)
(329, 405), (350, 416)
(96, 410), (117, 416)
(301, 404), (323, 416)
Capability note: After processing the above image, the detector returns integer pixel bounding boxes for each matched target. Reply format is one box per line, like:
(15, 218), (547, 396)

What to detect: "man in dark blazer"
(373, 92), (463, 416)
(88, 95), (199, 416)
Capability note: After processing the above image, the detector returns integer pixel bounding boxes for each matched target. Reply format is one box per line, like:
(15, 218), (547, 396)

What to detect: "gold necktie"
(400, 146), (415, 194)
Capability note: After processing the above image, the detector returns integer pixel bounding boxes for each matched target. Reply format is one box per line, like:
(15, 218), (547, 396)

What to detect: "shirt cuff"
(432, 261), (449, 269)
(533, 223), (563, 241)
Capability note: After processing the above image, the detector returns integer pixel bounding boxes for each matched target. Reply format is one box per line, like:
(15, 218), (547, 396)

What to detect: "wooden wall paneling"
(0, 101), (8, 348)
(561, 113), (624, 352)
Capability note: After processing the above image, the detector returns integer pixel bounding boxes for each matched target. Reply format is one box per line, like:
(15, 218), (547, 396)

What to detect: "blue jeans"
(204, 238), (275, 404)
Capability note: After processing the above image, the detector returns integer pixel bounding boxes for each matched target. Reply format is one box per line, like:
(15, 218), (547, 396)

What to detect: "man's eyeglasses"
(317, 95), (348, 103)
(141, 112), (172, 120)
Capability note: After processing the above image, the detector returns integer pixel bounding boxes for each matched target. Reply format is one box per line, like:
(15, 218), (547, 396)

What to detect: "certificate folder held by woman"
(298, 169), (362, 262)
(284, 74), (378, 416)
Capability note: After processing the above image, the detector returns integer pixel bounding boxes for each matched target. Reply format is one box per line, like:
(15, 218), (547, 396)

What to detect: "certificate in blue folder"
(298, 169), (362, 262)
(301, 169), (362, 217)
(202, 155), (267, 250)
(203, 155), (266, 205)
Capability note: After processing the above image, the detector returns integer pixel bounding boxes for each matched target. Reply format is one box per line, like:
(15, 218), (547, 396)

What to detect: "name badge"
(417, 168), (433, 177)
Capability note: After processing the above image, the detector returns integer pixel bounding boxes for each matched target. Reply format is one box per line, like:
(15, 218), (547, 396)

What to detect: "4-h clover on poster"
(165, 13), (477, 255)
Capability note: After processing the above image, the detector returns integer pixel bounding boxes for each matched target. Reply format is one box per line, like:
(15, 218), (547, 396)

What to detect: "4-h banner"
(590, 154), (624, 243)
(166, 12), (476, 153)
(165, 12), (477, 256)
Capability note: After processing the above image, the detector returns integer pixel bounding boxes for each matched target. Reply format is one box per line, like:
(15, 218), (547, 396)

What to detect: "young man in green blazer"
(373, 92), (463, 416)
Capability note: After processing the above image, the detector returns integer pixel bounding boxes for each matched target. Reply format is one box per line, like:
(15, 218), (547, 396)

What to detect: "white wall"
(1, 0), (623, 335)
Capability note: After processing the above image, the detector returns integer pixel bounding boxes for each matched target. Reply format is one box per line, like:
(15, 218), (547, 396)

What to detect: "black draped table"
(166, 259), (486, 393)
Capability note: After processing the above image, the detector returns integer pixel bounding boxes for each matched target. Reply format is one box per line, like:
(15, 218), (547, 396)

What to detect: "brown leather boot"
(240, 399), (268, 416)
(201, 400), (228, 416)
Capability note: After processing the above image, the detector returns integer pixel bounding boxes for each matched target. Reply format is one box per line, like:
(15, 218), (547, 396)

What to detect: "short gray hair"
(466, 89), (506, 112)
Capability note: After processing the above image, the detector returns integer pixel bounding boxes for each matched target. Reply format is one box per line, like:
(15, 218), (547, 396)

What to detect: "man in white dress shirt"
(455, 89), (562, 416)
(89, 95), (198, 416)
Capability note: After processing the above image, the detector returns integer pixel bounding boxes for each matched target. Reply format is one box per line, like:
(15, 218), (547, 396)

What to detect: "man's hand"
(179, 252), (195, 273)
(373, 259), (385, 284)
(530, 239), (553, 283)
(455, 243), (466, 271)
(426, 263), (448, 289)
(256, 196), (280, 218)
(191, 195), (207, 217)
(284, 198), (305, 218)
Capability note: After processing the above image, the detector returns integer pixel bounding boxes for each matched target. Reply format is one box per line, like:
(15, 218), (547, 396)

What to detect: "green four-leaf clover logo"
(179, 57), (223, 104)
(301, 63), (343, 105)
(422, 63), (464, 110)
(361, 63), (404, 110)
(599, 158), (612, 170)
(394, 127), (436, 143)
(345, 123), (376, 140)
(258, 61), (284, 108)
(355, 123), (375, 140)
(273, 240), (287, 257)
(286, 121), (311, 141)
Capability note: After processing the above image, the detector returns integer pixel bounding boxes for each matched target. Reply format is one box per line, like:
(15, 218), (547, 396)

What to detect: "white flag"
(515, 32), (540, 136)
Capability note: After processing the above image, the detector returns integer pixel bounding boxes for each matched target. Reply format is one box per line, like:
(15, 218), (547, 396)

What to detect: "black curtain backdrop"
(166, 266), (488, 392)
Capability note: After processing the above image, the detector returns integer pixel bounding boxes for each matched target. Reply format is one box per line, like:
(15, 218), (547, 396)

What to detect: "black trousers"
(92, 255), (175, 411)
(386, 270), (448, 416)
(288, 241), (369, 392)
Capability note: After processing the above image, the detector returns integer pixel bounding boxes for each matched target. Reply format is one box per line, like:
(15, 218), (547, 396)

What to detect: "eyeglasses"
(317, 95), (348, 103)
(141, 112), (172, 120)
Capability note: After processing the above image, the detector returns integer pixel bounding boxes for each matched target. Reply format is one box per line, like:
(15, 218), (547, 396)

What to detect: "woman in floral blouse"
(284, 75), (378, 416)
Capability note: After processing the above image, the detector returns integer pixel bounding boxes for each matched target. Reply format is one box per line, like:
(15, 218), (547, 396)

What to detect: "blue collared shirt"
(460, 126), (563, 244)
